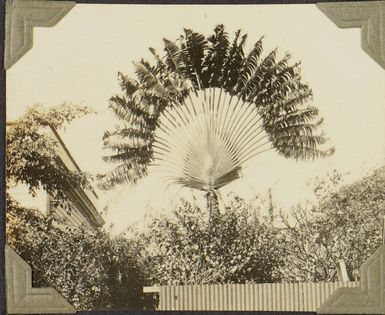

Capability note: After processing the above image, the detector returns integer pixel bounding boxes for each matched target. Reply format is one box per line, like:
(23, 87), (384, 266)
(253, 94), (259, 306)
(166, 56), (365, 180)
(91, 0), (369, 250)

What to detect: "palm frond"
(236, 36), (264, 91)
(201, 24), (229, 88)
(97, 162), (148, 189)
(221, 29), (243, 91)
(109, 96), (153, 126)
(103, 132), (151, 151)
(103, 126), (153, 142)
(153, 89), (268, 190)
(117, 72), (139, 96)
(108, 96), (133, 121)
(134, 61), (168, 97)
(149, 47), (167, 71)
(274, 142), (334, 160)
(101, 24), (332, 191)
(181, 29), (207, 88)
(270, 106), (319, 127)
(238, 47), (278, 98)
(163, 38), (185, 77)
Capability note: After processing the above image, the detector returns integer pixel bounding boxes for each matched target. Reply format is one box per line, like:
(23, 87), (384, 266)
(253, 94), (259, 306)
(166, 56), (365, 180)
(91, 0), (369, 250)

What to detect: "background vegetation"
(141, 195), (286, 286)
(279, 168), (385, 282)
(6, 103), (385, 310)
(7, 195), (147, 310)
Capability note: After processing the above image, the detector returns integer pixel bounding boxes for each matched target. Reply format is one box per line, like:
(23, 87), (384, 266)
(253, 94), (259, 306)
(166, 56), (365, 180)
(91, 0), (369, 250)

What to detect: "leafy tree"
(7, 103), (93, 209)
(100, 24), (333, 218)
(279, 167), (385, 282)
(6, 103), (154, 310)
(140, 195), (287, 285)
(6, 195), (148, 310)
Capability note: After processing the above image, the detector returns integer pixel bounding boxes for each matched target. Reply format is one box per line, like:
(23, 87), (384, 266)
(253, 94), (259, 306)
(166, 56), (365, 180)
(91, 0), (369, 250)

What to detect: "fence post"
(336, 260), (350, 282)
(382, 215), (385, 244)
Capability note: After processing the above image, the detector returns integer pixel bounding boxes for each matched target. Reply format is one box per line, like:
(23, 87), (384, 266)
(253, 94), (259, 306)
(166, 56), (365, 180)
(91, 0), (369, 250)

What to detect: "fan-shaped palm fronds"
(153, 88), (267, 191)
(100, 25), (333, 206)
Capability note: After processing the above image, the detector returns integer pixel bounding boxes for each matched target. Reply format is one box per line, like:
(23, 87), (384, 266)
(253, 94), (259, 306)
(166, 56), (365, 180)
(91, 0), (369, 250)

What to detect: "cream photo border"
(3, 1), (385, 313)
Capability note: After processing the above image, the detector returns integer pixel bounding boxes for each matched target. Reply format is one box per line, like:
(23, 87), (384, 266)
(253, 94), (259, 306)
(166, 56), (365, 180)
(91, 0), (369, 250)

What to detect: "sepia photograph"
(4, 1), (385, 313)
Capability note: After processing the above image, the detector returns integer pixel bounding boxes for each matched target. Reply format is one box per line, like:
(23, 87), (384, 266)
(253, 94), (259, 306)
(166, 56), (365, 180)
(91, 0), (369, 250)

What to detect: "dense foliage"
(279, 168), (385, 282)
(6, 103), (151, 310)
(7, 103), (93, 209)
(7, 166), (385, 310)
(6, 194), (149, 310)
(140, 167), (385, 286)
(141, 196), (286, 286)
(6, 100), (385, 310)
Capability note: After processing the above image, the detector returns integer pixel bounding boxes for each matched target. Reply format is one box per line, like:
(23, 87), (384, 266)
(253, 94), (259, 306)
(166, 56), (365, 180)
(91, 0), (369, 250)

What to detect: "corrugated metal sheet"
(153, 281), (359, 311)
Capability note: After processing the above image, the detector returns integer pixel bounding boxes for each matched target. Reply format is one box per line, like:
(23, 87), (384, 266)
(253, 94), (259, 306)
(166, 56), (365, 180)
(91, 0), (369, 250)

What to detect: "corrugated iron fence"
(144, 281), (359, 311)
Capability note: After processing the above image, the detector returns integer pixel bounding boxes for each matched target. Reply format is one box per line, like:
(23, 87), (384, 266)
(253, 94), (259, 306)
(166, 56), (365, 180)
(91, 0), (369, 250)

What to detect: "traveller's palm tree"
(100, 25), (333, 218)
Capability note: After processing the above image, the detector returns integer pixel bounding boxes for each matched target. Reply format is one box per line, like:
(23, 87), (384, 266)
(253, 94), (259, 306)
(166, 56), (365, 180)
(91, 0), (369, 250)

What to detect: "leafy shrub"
(140, 195), (287, 286)
(6, 103), (157, 310)
(279, 167), (385, 282)
(6, 194), (150, 311)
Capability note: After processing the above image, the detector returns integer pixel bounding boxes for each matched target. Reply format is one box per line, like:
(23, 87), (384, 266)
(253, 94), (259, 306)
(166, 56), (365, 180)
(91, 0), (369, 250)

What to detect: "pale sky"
(7, 4), (385, 234)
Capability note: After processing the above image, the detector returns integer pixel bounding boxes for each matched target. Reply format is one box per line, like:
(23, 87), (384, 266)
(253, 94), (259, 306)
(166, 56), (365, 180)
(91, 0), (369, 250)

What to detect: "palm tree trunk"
(205, 189), (220, 222)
